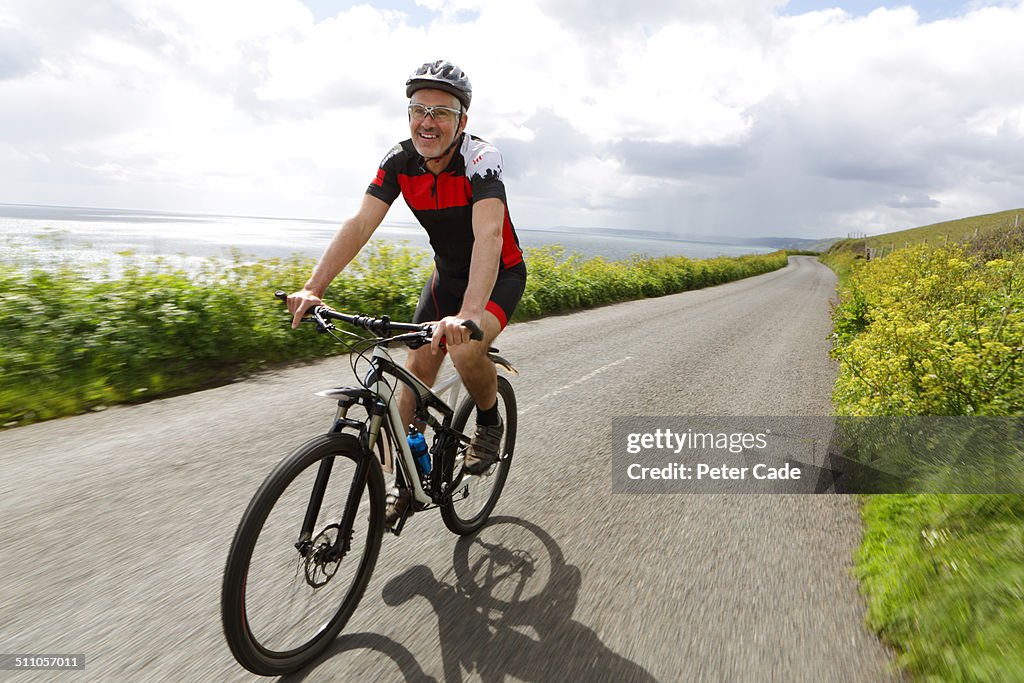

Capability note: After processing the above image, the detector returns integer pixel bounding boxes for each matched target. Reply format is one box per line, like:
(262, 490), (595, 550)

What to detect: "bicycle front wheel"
(441, 375), (517, 535)
(221, 433), (384, 676)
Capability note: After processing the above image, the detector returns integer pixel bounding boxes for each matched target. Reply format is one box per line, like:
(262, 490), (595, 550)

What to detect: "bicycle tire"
(441, 375), (516, 535)
(221, 433), (385, 676)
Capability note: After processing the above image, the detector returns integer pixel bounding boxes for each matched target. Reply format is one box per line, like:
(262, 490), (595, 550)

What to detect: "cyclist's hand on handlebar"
(430, 315), (478, 354)
(286, 289), (323, 329)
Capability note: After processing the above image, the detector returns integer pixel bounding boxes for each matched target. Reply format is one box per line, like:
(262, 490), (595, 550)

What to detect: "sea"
(0, 204), (773, 272)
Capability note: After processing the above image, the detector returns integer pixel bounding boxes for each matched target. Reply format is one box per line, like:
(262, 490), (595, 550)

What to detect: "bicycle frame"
(285, 300), (515, 548)
(295, 347), (467, 551)
(322, 346), (470, 507)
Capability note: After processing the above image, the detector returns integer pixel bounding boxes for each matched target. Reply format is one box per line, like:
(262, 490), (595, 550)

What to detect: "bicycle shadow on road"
(380, 516), (657, 683)
(276, 516), (655, 682)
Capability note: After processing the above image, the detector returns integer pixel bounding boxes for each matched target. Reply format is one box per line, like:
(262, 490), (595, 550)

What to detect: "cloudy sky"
(2, 0), (1023, 239)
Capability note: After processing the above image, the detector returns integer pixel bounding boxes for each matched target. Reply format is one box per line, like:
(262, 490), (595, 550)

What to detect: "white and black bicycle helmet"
(405, 60), (472, 111)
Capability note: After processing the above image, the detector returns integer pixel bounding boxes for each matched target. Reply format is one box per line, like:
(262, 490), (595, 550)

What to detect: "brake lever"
(310, 310), (335, 333)
(405, 334), (431, 350)
(407, 320), (482, 350)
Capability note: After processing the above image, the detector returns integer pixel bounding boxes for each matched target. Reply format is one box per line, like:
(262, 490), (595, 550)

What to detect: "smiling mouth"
(419, 132), (439, 140)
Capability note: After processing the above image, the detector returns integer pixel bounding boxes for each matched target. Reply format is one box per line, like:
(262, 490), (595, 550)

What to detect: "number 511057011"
(1, 655), (86, 670)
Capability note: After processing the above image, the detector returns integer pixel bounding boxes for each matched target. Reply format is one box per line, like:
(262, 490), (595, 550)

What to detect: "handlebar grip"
(275, 290), (320, 320)
(462, 320), (484, 341)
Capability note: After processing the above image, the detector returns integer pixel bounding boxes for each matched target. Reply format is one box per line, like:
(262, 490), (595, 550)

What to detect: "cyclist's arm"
(289, 194), (390, 328)
(430, 197), (502, 352)
(458, 197), (504, 323)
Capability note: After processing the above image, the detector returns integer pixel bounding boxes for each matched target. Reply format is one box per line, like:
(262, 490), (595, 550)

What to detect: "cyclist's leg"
(449, 267), (525, 474)
(403, 264), (525, 426)
(398, 345), (445, 430)
(446, 311), (501, 409)
(399, 269), (450, 430)
(447, 264), (525, 411)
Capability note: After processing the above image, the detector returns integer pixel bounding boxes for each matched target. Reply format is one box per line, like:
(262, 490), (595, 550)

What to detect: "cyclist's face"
(409, 89), (466, 160)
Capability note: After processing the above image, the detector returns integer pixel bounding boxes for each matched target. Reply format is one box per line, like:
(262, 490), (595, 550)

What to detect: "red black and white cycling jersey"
(366, 133), (524, 276)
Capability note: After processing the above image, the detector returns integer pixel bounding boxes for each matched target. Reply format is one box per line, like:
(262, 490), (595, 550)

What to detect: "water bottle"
(408, 427), (431, 477)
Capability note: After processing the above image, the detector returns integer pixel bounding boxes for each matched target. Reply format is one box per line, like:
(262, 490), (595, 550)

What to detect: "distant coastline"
(0, 202), (781, 263)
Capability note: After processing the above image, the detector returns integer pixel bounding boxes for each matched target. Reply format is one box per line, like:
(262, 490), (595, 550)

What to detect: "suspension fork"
(293, 396), (369, 556)
(295, 456), (335, 556)
(335, 454), (371, 555)
(293, 450), (372, 560)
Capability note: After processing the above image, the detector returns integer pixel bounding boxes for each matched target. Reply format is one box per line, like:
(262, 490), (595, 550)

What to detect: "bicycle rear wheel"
(441, 375), (516, 535)
(221, 433), (384, 676)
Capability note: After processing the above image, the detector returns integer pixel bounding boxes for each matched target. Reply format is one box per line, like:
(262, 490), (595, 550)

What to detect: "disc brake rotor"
(304, 524), (342, 588)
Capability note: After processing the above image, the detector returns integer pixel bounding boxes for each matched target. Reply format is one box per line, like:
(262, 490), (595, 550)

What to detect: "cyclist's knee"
(448, 312), (501, 364)
(474, 310), (502, 346)
(448, 342), (486, 367)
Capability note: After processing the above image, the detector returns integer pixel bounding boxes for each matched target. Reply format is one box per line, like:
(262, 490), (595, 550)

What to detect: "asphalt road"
(0, 256), (900, 682)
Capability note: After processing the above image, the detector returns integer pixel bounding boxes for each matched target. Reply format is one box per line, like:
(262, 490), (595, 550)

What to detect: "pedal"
(385, 489), (412, 537)
(388, 508), (410, 536)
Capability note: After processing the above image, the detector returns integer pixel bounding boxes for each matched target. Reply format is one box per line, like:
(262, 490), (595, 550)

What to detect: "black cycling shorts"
(413, 262), (527, 330)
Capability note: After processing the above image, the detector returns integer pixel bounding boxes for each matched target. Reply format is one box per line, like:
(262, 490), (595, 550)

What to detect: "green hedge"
(830, 244), (1023, 416)
(1, 244), (788, 426)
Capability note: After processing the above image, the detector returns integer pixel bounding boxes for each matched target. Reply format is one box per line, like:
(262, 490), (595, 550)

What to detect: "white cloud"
(2, 0), (1024, 237)
(537, 0), (786, 34)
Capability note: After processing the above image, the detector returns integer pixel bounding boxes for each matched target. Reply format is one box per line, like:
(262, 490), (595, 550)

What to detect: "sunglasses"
(408, 103), (462, 123)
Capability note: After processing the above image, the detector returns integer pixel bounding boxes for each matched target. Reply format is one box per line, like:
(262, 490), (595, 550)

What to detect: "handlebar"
(274, 290), (484, 343)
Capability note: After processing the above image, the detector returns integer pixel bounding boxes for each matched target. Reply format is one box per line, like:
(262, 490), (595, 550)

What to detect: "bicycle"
(220, 292), (518, 676)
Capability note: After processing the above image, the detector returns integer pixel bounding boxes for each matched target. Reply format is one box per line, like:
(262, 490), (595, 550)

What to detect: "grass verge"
(857, 495), (1024, 681)
(822, 233), (1024, 682)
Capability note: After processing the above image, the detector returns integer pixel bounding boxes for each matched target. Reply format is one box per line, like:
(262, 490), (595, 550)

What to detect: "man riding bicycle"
(287, 60), (527, 526)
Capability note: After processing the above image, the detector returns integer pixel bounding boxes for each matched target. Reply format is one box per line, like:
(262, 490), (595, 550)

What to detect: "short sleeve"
(365, 143), (403, 205)
(467, 144), (507, 205)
